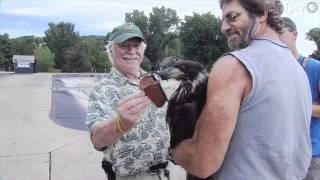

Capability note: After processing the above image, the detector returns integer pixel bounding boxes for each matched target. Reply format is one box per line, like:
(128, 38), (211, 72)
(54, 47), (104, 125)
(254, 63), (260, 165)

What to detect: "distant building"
(12, 55), (35, 73)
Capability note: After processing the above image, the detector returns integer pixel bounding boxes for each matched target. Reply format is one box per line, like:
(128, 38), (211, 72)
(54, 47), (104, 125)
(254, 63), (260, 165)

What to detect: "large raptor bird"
(159, 59), (214, 180)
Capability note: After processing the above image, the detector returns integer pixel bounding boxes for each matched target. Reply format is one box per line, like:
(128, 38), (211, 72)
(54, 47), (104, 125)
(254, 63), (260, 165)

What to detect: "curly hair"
(105, 41), (147, 65)
(220, 0), (284, 33)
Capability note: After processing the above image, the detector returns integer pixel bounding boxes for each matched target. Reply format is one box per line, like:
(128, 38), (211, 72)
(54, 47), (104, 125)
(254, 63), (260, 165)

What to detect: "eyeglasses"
(222, 11), (244, 24)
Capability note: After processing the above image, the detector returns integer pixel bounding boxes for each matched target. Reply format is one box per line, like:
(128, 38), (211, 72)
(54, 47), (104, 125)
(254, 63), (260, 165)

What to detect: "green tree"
(35, 37), (45, 45)
(93, 50), (112, 72)
(141, 57), (152, 71)
(0, 33), (14, 71)
(63, 41), (91, 72)
(0, 54), (6, 70)
(125, 6), (180, 69)
(180, 12), (229, 69)
(44, 22), (80, 68)
(307, 28), (320, 59)
(11, 36), (37, 55)
(81, 35), (111, 72)
(125, 10), (148, 37)
(166, 38), (182, 57)
(34, 46), (55, 72)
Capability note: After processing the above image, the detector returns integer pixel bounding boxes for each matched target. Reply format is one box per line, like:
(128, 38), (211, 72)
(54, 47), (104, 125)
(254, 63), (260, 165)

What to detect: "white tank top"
(215, 39), (312, 180)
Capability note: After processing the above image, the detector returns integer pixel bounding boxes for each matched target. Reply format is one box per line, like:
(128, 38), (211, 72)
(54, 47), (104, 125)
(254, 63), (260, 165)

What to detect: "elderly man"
(279, 17), (320, 180)
(170, 0), (312, 179)
(86, 23), (170, 180)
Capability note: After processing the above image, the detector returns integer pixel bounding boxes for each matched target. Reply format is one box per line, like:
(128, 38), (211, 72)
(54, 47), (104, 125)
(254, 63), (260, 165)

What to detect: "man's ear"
(256, 10), (268, 23)
(292, 31), (298, 40)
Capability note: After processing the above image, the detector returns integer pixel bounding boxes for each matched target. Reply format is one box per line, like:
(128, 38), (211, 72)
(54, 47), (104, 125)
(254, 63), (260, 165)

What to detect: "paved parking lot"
(0, 72), (186, 180)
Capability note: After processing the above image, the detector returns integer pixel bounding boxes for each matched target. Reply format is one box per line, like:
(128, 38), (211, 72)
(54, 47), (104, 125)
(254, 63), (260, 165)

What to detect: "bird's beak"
(159, 67), (184, 80)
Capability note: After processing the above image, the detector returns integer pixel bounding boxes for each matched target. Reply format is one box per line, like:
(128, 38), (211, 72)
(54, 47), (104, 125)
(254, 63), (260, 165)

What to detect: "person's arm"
(91, 92), (150, 149)
(90, 116), (122, 149)
(312, 78), (320, 118)
(312, 104), (320, 118)
(170, 55), (252, 178)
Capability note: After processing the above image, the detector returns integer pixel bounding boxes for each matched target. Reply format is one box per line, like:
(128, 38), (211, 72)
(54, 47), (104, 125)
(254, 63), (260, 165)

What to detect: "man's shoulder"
(210, 54), (251, 86)
(308, 57), (320, 63)
(304, 57), (320, 81)
(306, 57), (320, 69)
(213, 54), (242, 69)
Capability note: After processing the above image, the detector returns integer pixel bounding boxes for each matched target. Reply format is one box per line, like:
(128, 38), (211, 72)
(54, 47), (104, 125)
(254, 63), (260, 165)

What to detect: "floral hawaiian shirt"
(86, 67), (170, 176)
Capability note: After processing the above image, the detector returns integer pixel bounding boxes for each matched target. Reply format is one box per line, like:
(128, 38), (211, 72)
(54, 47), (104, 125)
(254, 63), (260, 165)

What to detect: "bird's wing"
(168, 100), (199, 148)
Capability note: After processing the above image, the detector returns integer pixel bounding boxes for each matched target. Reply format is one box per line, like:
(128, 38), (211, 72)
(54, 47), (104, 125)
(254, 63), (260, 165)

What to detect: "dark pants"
(102, 160), (115, 180)
(101, 160), (169, 180)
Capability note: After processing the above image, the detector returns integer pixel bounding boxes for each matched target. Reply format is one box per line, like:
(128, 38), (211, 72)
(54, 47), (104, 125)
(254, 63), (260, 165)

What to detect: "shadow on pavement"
(50, 74), (103, 131)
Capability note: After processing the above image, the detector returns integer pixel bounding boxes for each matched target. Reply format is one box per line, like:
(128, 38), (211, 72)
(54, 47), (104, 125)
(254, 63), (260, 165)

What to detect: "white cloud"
(15, 20), (30, 27)
(1, 0), (219, 20)
(0, 27), (44, 37)
(0, 0), (318, 55)
(2, 7), (50, 17)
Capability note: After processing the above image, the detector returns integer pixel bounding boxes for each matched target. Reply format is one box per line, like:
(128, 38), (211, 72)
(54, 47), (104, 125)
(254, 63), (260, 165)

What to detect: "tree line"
(0, 6), (319, 72)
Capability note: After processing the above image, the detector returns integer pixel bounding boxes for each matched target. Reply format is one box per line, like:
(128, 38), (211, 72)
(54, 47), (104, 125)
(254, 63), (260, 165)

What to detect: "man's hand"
(91, 92), (150, 148)
(117, 92), (151, 130)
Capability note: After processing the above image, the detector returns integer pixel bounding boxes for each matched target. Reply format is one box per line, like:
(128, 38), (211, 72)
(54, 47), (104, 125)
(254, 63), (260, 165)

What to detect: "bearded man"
(169, 0), (312, 179)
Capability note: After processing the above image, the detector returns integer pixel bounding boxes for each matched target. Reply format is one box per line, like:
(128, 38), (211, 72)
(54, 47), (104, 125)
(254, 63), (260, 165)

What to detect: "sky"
(0, 0), (319, 56)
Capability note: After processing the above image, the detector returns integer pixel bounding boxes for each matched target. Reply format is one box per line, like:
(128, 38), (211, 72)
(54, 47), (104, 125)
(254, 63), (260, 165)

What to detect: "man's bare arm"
(91, 92), (150, 149)
(91, 117), (122, 149)
(312, 104), (320, 118)
(170, 55), (252, 178)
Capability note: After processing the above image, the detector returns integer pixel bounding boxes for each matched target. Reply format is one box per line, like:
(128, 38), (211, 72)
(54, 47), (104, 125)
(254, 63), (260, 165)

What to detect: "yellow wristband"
(116, 113), (126, 134)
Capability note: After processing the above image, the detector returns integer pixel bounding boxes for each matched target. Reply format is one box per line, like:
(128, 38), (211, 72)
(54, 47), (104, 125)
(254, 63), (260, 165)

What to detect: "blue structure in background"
(12, 55), (35, 73)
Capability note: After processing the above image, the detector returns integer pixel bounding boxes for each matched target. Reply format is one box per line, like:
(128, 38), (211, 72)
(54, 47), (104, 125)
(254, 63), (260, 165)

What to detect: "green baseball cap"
(109, 22), (146, 43)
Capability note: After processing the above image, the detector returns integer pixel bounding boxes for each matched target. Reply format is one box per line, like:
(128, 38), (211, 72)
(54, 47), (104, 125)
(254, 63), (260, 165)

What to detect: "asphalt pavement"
(0, 72), (186, 180)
